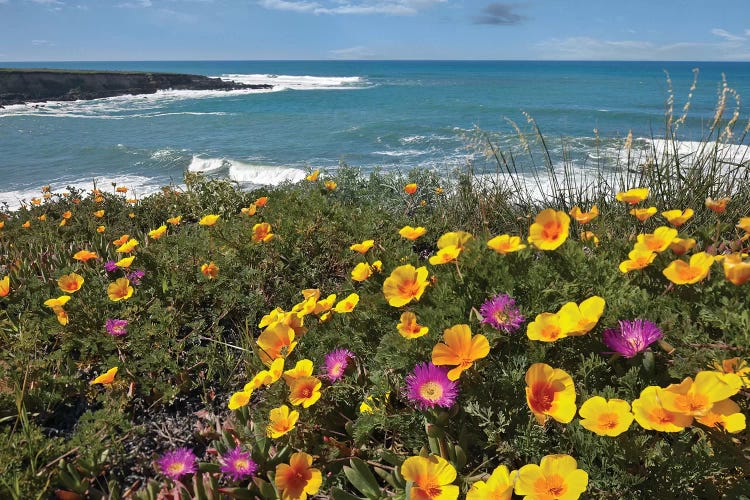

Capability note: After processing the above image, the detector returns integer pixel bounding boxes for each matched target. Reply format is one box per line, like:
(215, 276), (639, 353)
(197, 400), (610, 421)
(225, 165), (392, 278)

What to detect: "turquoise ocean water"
(1, 60), (749, 207)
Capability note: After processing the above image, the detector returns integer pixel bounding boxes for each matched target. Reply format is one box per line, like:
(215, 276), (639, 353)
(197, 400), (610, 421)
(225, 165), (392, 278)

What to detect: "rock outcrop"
(0, 69), (272, 106)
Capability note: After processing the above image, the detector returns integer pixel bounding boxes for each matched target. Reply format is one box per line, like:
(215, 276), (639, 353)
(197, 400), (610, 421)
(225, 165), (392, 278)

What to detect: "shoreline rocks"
(0, 69), (272, 106)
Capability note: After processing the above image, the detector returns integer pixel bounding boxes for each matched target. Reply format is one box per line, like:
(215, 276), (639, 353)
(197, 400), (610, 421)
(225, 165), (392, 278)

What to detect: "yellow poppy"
(661, 208), (694, 227)
(267, 405), (299, 438)
(333, 293), (359, 313)
(525, 363), (576, 425)
(487, 234), (526, 254)
(619, 248), (657, 273)
(569, 205), (599, 224)
(351, 262), (373, 282)
(397, 311), (429, 339)
(288, 376), (322, 408)
(275, 452), (322, 500)
(116, 256), (135, 268)
(631, 386), (693, 432)
(662, 252), (715, 285)
(557, 296), (605, 336)
(514, 454), (588, 500)
(404, 183), (418, 195)
(350, 239), (374, 254)
(705, 197), (729, 214)
(429, 245), (461, 265)
(306, 169), (320, 181)
(466, 464), (515, 500)
(107, 278), (133, 302)
(90, 367), (118, 385)
(437, 230), (473, 251)
(73, 250), (99, 262)
(201, 262), (219, 279)
(57, 273), (84, 294)
(431, 324), (490, 380)
(0, 276), (9, 297)
(199, 214), (220, 226)
(252, 222), (274, 243)
(324, 180), (337, 191)
(578, 396), (634, 436)
(634, 226), (678, 253)
(399, 225), (427, 240)
(382, 264), (429, 307)
(115, 239), (139, 253)
(528, 209), (570, 250)
(616, 187), (649, 205)
(401, 455), (459, 500)
(148, 225), (167, 239)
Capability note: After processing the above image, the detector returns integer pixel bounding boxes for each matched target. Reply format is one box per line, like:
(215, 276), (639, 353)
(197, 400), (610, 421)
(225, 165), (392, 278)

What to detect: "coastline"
(0, 68), (273, 106)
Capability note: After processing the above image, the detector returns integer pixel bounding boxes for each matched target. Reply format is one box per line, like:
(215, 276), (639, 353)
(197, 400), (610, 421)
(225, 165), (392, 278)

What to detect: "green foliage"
(1, 78), (750, 497)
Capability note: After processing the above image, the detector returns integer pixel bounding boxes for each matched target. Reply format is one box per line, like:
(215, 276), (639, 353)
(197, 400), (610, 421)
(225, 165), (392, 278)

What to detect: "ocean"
(1, 60), (749, 208)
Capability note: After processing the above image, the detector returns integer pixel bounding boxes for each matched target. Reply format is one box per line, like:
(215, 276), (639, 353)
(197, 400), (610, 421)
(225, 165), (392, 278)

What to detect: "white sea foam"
(0, 88), (273, 119)
(186, 155), (305, 185)
(372, 149), (430, 157)
(646, 138), (750, 165)
(0, 174), (167, 211)
(228, 162), (306, 185)
(188, 156), (228, 173)
(219, 73), (367, 90)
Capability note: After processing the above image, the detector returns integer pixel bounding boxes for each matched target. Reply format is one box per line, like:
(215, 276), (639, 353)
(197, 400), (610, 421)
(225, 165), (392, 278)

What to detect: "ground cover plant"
(1, 78), (750, 499)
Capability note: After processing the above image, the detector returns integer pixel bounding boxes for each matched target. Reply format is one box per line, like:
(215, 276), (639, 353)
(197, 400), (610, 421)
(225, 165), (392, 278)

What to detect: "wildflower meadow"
(2, 86), (750, 499)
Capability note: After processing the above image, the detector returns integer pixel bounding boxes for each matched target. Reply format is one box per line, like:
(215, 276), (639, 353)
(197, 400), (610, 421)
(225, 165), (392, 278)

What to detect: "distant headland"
(0, 68), (272, 106)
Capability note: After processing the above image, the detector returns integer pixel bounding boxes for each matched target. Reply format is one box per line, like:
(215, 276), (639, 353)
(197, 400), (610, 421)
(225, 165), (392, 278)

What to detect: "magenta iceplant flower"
(105, 318), (128, 336)
(126, 269), (145, 285)
(157, 447), (197, 481)
(405, 362), (459, 410)
(220, 446), (257, 482)
(479, 293), (525, 333)
(324, 348), (354, 382)
(104, 260), (118, 273)
(602, 319), (663, 358)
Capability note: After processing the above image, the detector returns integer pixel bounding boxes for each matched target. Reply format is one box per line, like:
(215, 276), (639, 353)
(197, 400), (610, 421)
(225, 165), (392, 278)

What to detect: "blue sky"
(1, 0), (749, 61)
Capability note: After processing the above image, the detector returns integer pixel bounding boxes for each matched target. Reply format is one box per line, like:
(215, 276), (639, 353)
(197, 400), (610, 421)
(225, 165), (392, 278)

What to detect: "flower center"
(301, 387), (312, 398)
(651, 408), (675, 425)
(234, 458), (250, 471)
(398, 279), (420, 298)
(530, 382), (555, 413)
(419, 381), (444, 402)
(541, 324), (561, 340)
(542, 221), (561, 240)
(167, 462), (185, 474)
(330, 363), (344, 377)
(675, 393), (710, 414)
(597, 412), (619, 430)
(534, 474), (567, 498)
(493, 310), (508, 323)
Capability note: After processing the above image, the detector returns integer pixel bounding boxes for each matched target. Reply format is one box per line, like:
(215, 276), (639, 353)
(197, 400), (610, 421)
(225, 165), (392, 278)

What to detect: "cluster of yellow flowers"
(525, 362), (746, 435)
(402, 452), (588, 500)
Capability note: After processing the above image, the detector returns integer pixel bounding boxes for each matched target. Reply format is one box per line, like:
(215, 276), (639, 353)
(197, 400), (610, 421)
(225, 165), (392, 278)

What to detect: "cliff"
(0, 69), (272, 106)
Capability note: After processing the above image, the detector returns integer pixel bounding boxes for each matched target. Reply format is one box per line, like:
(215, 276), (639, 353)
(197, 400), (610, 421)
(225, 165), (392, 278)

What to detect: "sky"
(1, 0), (749, 61)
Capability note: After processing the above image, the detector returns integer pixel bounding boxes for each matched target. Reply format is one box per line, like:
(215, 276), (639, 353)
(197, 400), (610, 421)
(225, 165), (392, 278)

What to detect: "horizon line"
(2, 58), (750, 64)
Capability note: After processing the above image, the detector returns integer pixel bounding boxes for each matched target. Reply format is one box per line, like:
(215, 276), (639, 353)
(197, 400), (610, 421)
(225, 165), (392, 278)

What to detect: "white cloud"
(119, 0), (152, 7)
(31, 39), (55, 45)
(28, 0), (64, 4)
(0, 0), (9, 5)
(259, 0), (446, 15)
(711, 28), (745, 42)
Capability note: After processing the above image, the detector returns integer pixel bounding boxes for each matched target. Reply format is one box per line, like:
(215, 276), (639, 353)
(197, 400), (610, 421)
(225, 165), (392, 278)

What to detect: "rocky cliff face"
(0, 69), (272, 106)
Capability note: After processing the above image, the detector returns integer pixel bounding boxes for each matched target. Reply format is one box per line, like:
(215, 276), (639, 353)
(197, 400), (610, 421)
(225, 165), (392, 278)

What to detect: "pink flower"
(220, 446), (257, 482)
(105, 318), (128, 336)
(157, 448), (197, 481)
(324, 348), (354, 382)
(405, 362), (458, 410)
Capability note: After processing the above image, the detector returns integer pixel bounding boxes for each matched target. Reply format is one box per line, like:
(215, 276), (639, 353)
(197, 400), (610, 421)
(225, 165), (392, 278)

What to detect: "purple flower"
(105, 318), (128, 336)
(405, 362), (459, 410)
(157, 447), (197, 481)
(602, 319), (663, 358)
(220, 446), (257, 482)
(104, 260), (118, 273)
(479, 293), (525, 333)
(126, 269), (145, 285)
(324, 348), (354, 382)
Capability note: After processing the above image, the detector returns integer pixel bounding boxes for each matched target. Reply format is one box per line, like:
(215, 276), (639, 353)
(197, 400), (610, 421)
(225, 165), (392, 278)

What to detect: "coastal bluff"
(0, 69), (272, 106)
